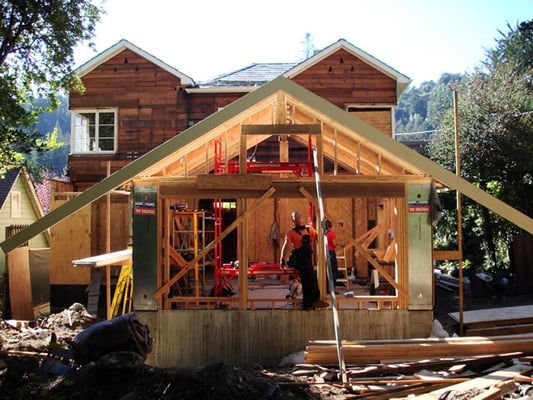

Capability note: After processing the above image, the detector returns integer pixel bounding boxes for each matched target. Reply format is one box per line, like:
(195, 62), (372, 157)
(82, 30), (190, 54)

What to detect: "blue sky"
(74, 0), (532, 86)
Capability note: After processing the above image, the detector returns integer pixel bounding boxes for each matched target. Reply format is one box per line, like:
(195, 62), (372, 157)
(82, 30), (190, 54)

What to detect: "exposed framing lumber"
(153, 187), (276, 300)
(241, 123), (321, 135)
(158, 177), (407, 199)
(3, 77), (532, 256)
(305, 335), (533, 365)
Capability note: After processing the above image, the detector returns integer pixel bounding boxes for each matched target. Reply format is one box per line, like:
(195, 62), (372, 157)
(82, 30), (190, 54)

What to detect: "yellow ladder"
(110, 263), (133, 318)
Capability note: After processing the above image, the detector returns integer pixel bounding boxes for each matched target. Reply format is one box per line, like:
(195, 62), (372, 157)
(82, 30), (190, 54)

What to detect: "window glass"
(71, 109), (117, 154)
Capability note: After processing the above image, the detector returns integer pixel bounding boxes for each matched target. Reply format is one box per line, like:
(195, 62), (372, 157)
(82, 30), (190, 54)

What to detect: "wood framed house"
(2, 40), (532, 368)
(0, 168), (50, 319)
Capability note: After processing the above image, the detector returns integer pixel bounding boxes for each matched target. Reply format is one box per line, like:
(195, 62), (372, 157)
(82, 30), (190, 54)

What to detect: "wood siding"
(144, 309), (433, 368)
(291, 49), (398, 107)
(68, 48), (397, 188)
(69, 49), (186, 185)
(0, 175), (48, 275)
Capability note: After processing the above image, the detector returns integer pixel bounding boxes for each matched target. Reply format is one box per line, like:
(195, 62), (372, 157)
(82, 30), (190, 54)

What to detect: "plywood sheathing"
(7, 246), (34, 320)
(50, 199), (91, 285)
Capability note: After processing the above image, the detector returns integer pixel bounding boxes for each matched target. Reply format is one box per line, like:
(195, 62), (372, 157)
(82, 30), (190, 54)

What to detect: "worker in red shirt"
(325, 219), (339, 288)
(280, 210), (329, 310)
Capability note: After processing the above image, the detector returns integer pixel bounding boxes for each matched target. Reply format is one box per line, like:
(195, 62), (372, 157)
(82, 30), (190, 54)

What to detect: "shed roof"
(1, 76), (531, 253)
(74, 39), (195, 86)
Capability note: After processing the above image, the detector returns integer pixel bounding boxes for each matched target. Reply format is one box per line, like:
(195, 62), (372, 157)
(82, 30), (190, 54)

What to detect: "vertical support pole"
(238, 199), (248, 310)
(193, 212), (199, 298)
(106, 162), (111, 319)
(312, 147), (347, 384)
(454, 90), (464, 335)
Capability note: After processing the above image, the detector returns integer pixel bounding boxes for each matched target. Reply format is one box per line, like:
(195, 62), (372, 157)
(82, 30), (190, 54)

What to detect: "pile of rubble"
(0, 304), (317, 399)
(0, 302), (94, 354)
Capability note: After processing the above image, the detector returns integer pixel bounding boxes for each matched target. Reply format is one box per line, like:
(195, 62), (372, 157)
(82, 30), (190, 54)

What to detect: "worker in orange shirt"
(280, 210), (329, 310)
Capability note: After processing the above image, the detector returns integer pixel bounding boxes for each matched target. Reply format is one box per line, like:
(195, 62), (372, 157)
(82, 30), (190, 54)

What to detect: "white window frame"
(11, 191), (21, 218)
(70, 108), (118, 154)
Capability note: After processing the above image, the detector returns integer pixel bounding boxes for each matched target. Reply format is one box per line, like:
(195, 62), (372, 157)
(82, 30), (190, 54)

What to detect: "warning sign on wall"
(408, 202), (431, 213)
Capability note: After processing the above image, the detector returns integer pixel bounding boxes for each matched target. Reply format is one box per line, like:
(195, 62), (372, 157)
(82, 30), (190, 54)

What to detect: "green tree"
(0, 0), (102, 177)
(429, 20), (533, 271)
(395, 80), (439, 140)
(486, 20), (533, 76)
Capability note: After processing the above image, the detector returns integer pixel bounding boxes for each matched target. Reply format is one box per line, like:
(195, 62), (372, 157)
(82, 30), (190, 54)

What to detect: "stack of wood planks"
(305, 335), (533, 365)
(300, 335), (533, 398)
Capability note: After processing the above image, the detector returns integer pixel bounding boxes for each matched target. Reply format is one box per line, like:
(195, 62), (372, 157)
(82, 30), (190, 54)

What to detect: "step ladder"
(110, 263), (133, 318)
(336, 245), (350, 289)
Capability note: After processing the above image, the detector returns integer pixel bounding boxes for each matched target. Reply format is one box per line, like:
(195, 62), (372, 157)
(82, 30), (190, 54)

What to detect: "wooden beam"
(159, 178), (406, 199)
(305, 335), (533, 365)
(433, 249), (462, 261)
(241, 124), (321, 135)
(197, 174), (272, 190)
(72, 249), (132, 268)
(353, 239), (408, 298)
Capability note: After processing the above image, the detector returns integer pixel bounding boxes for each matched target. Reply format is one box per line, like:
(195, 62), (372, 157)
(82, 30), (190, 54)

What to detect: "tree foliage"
(427, 20), (533, 271)
(0, 0), (102, 177)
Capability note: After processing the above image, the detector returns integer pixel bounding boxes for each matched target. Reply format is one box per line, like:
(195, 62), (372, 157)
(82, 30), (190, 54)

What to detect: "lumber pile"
(296, 336), (533, 398)
(305, 335), (533, 365)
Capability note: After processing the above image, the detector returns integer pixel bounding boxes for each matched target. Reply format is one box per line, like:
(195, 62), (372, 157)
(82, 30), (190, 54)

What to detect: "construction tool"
(312, 146), (347, 384)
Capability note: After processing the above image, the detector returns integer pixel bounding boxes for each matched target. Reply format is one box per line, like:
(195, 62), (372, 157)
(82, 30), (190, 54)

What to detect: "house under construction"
(1, 39), (532, 368)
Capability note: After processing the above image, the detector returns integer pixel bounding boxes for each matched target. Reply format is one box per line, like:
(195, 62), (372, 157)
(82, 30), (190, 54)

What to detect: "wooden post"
(106, 162), (111, 319)
(453, 90), (464, 335)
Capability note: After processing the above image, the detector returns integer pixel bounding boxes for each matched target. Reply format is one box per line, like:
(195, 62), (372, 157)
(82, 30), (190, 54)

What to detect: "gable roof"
(194, 38), (411, 97)
(1, 76), (532, 253)
(74, 39), (195, 86)
(0, 168), (20, 209)
(0, 168), (48, 244)
(0, 168), (44, 219)
(284, 38), (412, 98)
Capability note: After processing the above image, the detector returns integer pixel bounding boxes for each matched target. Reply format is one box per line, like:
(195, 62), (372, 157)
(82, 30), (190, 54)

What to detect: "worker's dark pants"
(297, 252), (320, 308)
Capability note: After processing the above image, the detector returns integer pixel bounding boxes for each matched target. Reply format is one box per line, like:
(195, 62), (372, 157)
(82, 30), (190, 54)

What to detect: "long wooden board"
(305, 335), (533, 365)
(449, 305), (533, 327)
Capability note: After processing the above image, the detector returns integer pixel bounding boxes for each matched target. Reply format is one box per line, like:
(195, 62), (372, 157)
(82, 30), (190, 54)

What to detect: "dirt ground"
(1, 286), (533, 400)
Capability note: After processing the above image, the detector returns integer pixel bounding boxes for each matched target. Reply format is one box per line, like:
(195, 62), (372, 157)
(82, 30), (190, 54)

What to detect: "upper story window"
(71, 109), (117, 154)
(11, 191), (21, 218)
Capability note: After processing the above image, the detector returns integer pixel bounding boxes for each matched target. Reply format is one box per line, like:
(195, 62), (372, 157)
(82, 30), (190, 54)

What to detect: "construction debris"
(282, 353), (533, 399)
(2, 294), (533, 399)
(70, 311), (153, 364)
